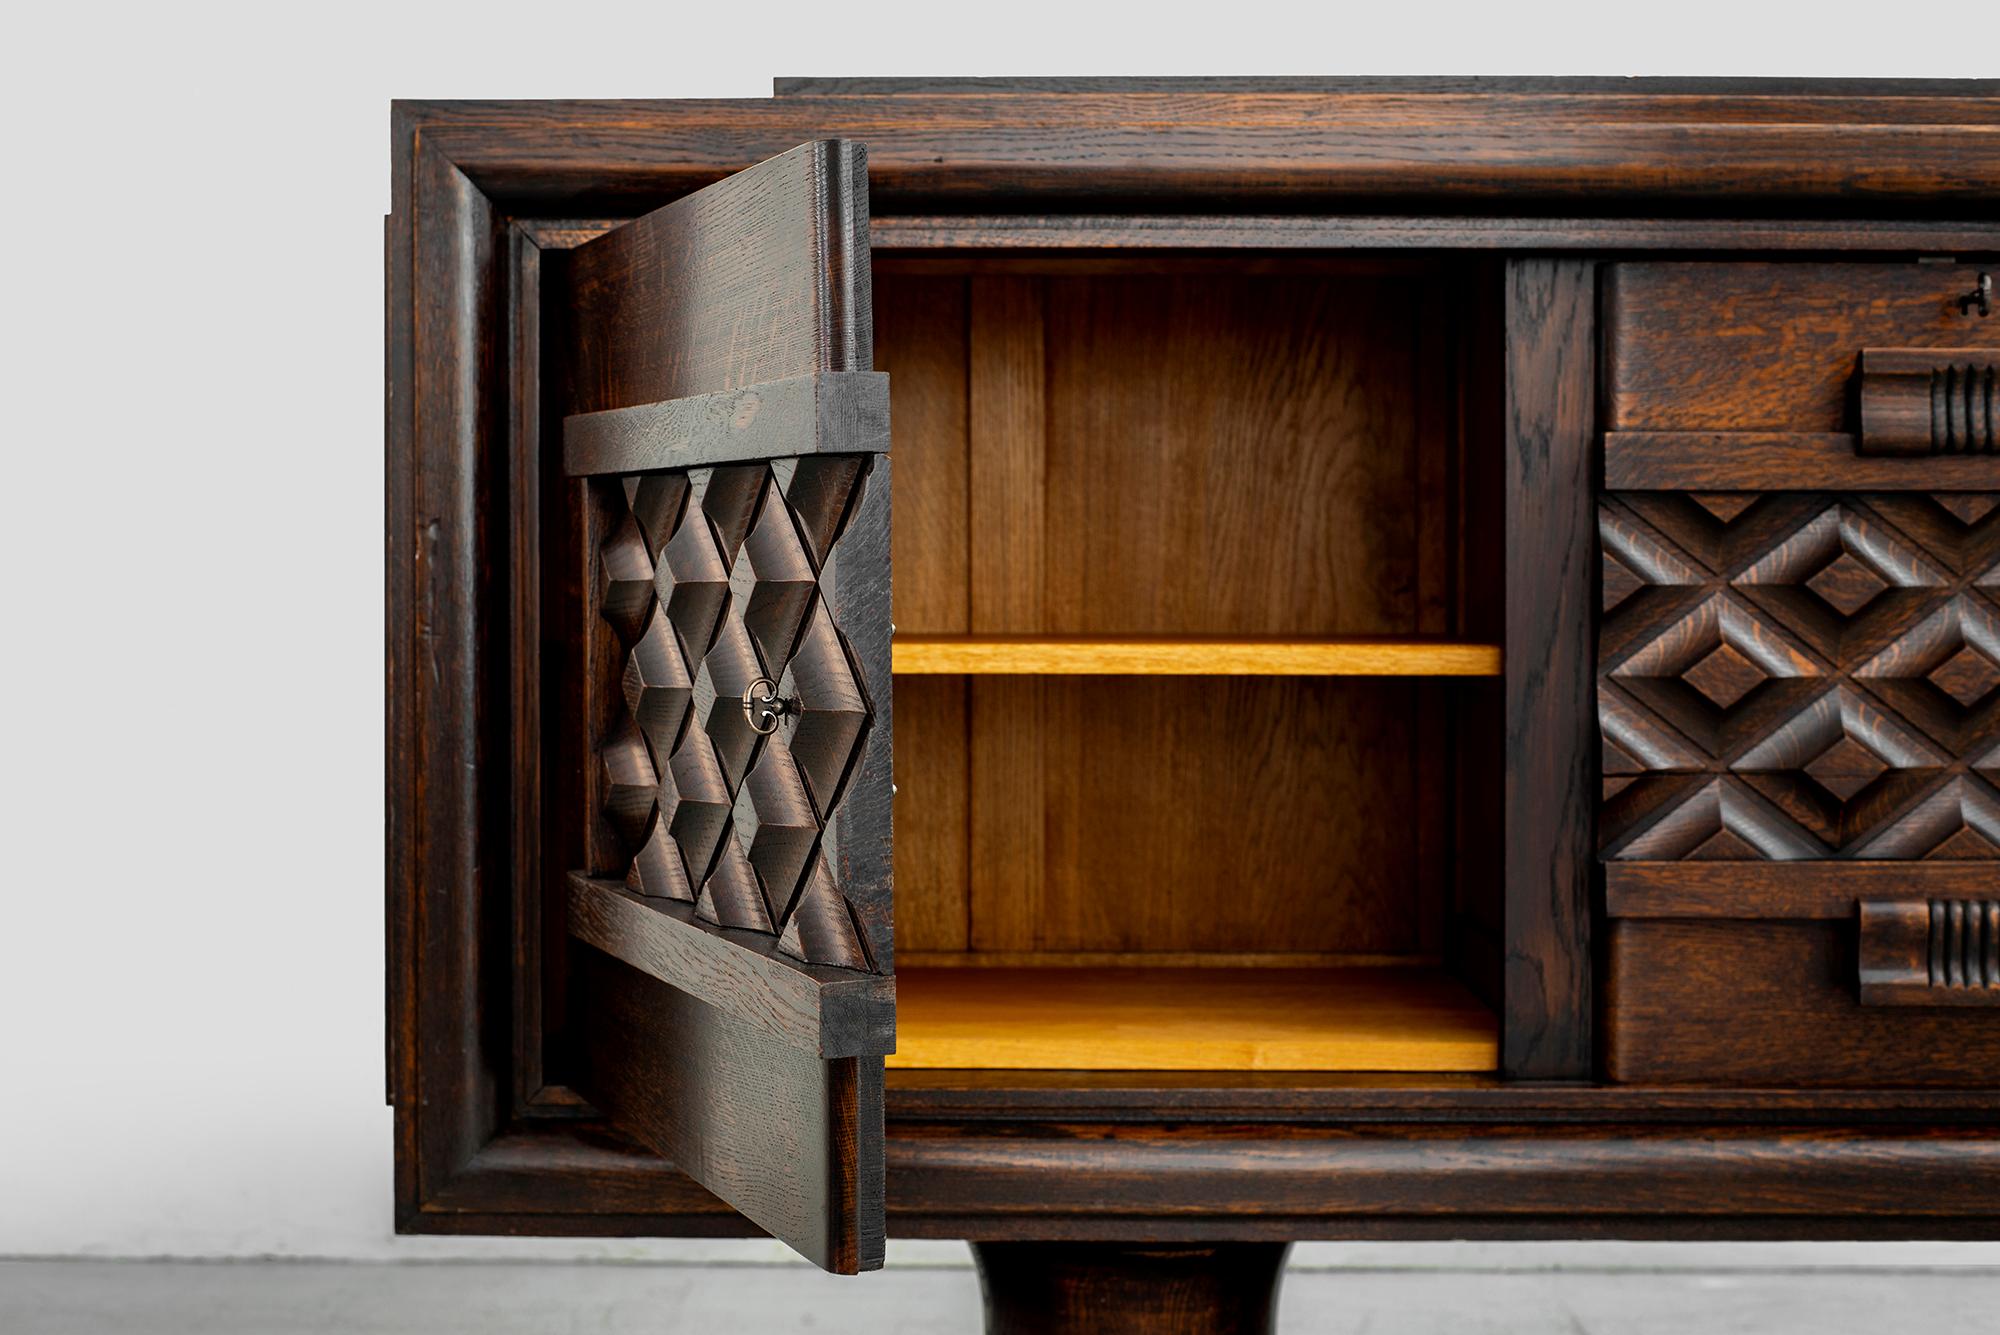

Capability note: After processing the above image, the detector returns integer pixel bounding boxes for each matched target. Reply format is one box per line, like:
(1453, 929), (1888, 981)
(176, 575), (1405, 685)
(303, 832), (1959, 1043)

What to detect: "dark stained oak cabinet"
(386, 79), (2000, 1329)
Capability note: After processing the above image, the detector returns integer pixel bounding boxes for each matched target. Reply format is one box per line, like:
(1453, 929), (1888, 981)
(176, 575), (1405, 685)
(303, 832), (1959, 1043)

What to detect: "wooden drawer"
(1600, 260), (2000, 1087)
(1605, 895), (2000, 1088)
(1604, 261), (1999, 491)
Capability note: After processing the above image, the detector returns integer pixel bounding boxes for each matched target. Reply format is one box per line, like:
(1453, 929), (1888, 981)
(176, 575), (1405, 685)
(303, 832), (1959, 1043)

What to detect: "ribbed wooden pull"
(1859, 899), (2000, 1007)
(1856, 349), (1998, 458)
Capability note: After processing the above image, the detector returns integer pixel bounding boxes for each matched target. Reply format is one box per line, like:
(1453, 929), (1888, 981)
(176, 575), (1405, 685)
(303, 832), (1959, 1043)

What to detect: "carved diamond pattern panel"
(1601, 492), (2000, 860)
(595, 459), (878, 969)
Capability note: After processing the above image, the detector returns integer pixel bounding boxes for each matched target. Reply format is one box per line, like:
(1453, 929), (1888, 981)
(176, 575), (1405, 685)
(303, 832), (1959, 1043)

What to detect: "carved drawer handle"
(1858, 899), (2000, 1007)
(1856, 348), (1998, 458)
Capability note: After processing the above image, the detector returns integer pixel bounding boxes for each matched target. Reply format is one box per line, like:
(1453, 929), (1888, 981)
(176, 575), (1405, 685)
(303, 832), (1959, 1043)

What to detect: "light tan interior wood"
(888, 967), (1499, 1071)
(892, 636), (1501, 676)
(899, 951), (1445, 968)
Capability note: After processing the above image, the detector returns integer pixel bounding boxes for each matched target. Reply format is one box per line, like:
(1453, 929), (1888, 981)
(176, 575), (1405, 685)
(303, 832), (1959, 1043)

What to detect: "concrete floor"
(4, 1255), (1998, 1334)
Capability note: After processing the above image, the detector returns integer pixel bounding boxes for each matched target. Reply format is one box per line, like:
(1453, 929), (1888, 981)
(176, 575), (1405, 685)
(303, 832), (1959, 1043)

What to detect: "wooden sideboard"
(385, 79), (2000, 1332)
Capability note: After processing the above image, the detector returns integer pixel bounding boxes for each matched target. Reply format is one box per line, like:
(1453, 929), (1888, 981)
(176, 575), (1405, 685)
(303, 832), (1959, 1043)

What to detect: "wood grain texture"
(397, 1108), (2000, 1242)
(1449, 274), (1509, 1012)
(571, 947), (883, 1271)
(777, 75), (1996, 96)
(967, 678), (1440, 956)
(973, 1241), (1290, 1335)
(511, 209), (2000, 266)
(875, 273), (968, 634)
(1598, 491), (2000, 863)
(1859, 898), (2000, 1005)
(968, 277), (1045, 635)
(1606, 862), (2000, 920)
(390, 85), (2000, 1251)
(894, 262), (1453, 639)
(1605, 919), (2000, 1086)
(889, 260), (1476, 984)
(1500, 258), (1598, 1079)
(413, 1125), (739, 1226)
(1605, 432), (2000, 490)
(881, 1071), (2000, 1122)
(504, 225), (561, 1110)
(873, 214), (2000, 253)
(562, 371), (889, 476)
(585, 459), (892, 967)
(889, 1121), (2000, 1238)
(566, 877), (894, 1056)
(1605, 263), (2000, 434)
(1858, 348), (1999, 458)
(967, 675), (1045, 953)
(567, 140), (868, 410)
(557, 140), (891, 1273)
(399, 91), (2000, 208)
(897, 951), (1436, 969)
(891, 637), (1501, 676)
(891, 675), (968, 954)
(1041, 274), (1427, 636)
(390, 139), (507, 1214)
(888, 967), (1498, 1072)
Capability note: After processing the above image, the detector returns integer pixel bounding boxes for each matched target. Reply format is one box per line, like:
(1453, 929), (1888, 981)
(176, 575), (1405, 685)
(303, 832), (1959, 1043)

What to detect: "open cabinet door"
(561, 141), (892, 1274)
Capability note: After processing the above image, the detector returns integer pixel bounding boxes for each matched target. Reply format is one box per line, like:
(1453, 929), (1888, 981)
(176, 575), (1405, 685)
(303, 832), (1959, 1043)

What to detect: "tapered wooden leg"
(971, 1241), (1292, 1335)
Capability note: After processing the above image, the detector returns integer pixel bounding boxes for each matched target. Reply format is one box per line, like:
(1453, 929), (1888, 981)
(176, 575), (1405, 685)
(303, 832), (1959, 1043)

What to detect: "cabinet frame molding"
(387, 83), (2000, 1240)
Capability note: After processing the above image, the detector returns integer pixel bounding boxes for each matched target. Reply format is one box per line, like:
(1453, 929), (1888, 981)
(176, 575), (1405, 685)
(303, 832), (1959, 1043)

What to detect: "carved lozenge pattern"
(597, 457), (877, 969)
(1600, 492), (2000, 860)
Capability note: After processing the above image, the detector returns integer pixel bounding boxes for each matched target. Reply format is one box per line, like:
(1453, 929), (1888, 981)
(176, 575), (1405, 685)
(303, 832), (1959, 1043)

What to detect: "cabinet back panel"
(898, 675), (1446, 957)
(1042, 274), (1434, 635)
(878, 260), (1464, 962)
(875, 273), (970, 634)
(893, 675), (970, 953)
(877, 263), (1454, 638)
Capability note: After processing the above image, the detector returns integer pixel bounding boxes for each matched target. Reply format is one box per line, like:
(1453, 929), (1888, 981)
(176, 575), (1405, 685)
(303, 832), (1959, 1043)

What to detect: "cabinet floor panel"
(889, 966), (1498, 1072)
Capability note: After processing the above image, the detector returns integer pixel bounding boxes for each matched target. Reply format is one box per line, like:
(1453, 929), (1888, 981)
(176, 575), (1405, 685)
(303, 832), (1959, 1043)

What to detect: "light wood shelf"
(888, 966), (1499, 1072)
(890, 636), (1503, 677)
(898, 951), (1446, 969)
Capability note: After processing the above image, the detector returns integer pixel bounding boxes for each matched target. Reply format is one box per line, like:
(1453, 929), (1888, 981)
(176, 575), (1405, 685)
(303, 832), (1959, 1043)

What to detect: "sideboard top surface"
(391, 81), (2000, 214)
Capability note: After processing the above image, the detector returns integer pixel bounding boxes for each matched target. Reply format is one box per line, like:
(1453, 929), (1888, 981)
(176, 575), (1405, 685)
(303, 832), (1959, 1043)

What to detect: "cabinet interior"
(874, 253), (1507, 1072)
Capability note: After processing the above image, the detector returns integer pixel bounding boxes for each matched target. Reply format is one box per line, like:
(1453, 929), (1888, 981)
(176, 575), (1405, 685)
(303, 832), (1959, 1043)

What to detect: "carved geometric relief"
(1601, 492), (2000, 860)
(595, 457), (879, 969)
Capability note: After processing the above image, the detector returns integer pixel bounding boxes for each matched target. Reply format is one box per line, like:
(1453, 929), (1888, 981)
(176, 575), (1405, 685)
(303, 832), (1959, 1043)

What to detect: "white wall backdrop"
(0, 0), (1991, 1263)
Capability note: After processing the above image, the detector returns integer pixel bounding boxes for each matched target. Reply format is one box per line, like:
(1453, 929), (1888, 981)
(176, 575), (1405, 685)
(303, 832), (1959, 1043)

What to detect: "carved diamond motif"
(600, 717), (656, 851)
(599, 514), (656, 644)
(1928, 826), (2000, 860)
(1599, 492), (2000, 861)
(622, 610), (694, 762)
(1930, 643), (2000, 709)
(1801, 735), (1891, 804)
(657, 506), (731, 666)
(1686, 827), (1765, 861)
(594, 458), (879, 969)
(1855, 595), (2000, 725)
(1804, 550), (1891, 618)
(1935, 493), (2000, 526)
(1603, 551), (1645, 613)
(626, 811), (692, 902)
(1688, 493), (1758, 523)
(1682, 642), (1767, 709)
(1603, 775), (1828, 861)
